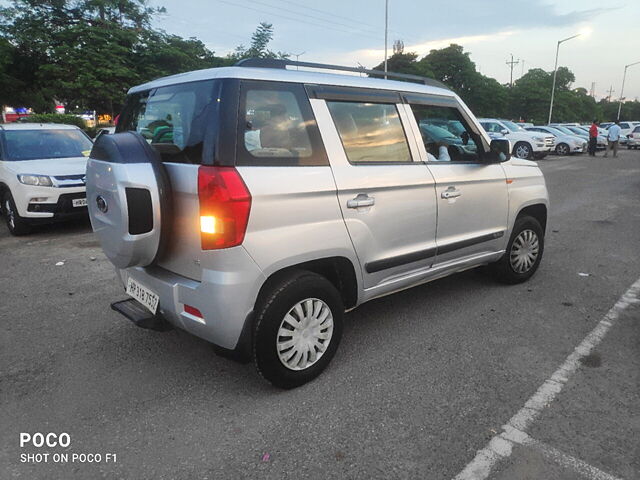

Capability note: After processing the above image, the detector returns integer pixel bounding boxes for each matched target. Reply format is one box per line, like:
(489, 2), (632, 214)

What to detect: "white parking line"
(523, 435), (623, 480)
(453, 277), (640, 480)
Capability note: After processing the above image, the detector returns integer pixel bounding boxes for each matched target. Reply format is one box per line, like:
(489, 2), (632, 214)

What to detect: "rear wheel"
(513, 142), (533, 159)
(3, 192), (31, 236)
(555, 143), (570, 155)
(253, 271), (343, 389)
(490, 215), (544, 284)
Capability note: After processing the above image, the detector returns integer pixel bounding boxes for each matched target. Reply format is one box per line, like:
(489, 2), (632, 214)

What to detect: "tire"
(513, 142), (533, 159)
(555, 143), (570, 156)
(3, 191), (31, 236)
(253, 270), (344, 389)
(490, 215), (544, 284)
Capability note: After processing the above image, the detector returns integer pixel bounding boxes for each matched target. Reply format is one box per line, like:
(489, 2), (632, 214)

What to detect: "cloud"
(317, 30), (518, 68)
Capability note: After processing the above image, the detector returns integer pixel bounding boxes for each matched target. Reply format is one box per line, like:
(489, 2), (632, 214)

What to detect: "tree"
(229, 22), (288, 61)
(0, 0), (229, 114)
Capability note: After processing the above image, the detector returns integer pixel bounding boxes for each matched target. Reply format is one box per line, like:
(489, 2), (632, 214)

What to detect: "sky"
(150, 0), (640, 101)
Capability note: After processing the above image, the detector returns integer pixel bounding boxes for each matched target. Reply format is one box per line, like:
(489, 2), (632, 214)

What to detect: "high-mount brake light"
(198, 166), (251, 250)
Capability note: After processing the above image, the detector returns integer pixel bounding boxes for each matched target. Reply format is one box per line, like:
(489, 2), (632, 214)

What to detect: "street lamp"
(548, 33), (581, 124)
(616, 61), (640, 120)
(384, 0), (389, 79)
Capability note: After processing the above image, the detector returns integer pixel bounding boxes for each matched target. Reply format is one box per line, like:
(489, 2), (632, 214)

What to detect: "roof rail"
(235, 58), (450, 91)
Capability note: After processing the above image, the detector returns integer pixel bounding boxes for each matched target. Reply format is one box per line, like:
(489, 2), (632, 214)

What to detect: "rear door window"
(237, 81), (327, 166)
(326, 102), (411, 164)
(118, 80), (219, 164)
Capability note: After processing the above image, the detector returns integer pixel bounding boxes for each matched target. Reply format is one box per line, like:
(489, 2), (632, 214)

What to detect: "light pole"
(384, 0), (389, 79)
(291, 51), (305, 70)
(616, 61), (640, 120)
(548, 33), (581, 124)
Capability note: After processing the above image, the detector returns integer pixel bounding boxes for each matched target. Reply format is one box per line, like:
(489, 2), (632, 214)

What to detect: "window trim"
(235, 80), (329, 167)
(326, 100), (416, 166)
(306, 84), (402, 104)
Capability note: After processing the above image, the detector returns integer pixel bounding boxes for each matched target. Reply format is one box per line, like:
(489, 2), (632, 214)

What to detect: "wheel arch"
(256, 256), (359, 311)
(515, 203), (547, 233)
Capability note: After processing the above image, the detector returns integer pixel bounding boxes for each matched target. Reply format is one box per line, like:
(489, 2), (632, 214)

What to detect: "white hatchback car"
(0, 123), (93, 235)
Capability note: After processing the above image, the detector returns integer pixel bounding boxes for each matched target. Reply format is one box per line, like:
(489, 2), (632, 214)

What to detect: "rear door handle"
(347, 194), (375, 209)
(441, 187), (461, 199)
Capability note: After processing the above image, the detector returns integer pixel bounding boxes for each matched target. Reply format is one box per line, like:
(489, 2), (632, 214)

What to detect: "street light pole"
(384, 0), (389, 79)
(616, 61), (640, 120)
(548, 33), (581, 124)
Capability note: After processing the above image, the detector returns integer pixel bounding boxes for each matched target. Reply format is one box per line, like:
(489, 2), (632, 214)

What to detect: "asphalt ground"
(1, 148), (639, 479)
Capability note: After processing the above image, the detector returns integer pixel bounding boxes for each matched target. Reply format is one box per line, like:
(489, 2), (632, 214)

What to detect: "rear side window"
(118, 80), (219, 164)
(237, 81), (327, 166)
(326, 102), (411, 164)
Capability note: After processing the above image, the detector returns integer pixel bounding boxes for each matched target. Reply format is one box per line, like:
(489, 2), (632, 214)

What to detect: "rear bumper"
(116, 247), (266, 350)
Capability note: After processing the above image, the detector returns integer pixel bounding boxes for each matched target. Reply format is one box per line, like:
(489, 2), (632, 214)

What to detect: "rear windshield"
(2, 129), (93, 161)
(118, 80), (220, 164)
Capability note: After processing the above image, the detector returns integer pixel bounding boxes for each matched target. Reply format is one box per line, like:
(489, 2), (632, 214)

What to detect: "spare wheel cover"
(86, 132), (172, 269)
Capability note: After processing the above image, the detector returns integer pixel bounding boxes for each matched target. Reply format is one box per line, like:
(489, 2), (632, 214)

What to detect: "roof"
(0, 123), (81, 131)
(128, 66), (455, 98)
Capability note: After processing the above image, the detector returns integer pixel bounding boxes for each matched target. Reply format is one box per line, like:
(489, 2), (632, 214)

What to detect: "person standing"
(605, 120), (621, 158)
(588, 119), (599, 156)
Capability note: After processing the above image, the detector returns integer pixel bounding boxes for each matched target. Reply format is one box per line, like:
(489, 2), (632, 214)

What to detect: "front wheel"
(513, 142), (533, 159)
(3, 192), (31, 236)
(490, 216), (544, 284)
(253, 271), (344, 389)
(555, 143), (570, 156)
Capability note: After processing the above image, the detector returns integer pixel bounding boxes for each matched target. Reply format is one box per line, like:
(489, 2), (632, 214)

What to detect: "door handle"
(441, 187), (461, 199)
(347, 194), (375, 209)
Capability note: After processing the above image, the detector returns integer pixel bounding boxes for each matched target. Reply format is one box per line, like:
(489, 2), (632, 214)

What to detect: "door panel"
(310, 98), (438, 289)
(427, 163), (508, 264)
(404, 101), (509, 265)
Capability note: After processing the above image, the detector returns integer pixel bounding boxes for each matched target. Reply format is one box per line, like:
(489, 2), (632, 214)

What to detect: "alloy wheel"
(276, 298), (334, 371)
(515, 144), (531, 159)
(510, 229), (540, 273)
(5, 199), (15, 229)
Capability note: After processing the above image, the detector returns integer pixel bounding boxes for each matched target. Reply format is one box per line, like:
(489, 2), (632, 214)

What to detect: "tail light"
(198, 166), (251, 250)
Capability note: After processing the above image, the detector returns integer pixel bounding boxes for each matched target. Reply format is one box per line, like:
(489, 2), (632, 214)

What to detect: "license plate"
(72, 198), (87, 207)
(126, 277), (159, 314)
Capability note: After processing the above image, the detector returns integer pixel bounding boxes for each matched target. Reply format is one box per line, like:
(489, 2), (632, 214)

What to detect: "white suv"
(479, 118), (554, 159)
(87, 60), (549, 388)
(0, 123), (93, 235)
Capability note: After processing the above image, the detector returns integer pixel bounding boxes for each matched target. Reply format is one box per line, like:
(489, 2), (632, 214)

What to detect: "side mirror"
(486, 138), (511, 163)
(501, 129), (509, 135)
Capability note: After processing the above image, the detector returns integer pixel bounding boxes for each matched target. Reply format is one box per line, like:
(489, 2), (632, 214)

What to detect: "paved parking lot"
(1, 150), (639, 480)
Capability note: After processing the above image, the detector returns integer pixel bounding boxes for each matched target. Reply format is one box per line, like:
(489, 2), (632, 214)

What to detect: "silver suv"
(87, 59), (549, 388)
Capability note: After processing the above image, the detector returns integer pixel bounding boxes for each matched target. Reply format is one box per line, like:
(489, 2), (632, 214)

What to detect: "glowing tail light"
(198, 166), (251, 250)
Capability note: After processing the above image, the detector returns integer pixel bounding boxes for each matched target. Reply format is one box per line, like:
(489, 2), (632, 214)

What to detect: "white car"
(0, 123), (93, 235)
(525, 126), (586, 155)
(627, 125), (640, 149)
(479, 118), (554, 159)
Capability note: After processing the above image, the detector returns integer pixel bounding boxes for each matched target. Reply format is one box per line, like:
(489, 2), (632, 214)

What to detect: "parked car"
(479, 118), (553, 159)
(0, 123), (93, 235)
(627, 125), (640, 149)
(525, 126), (586, 155)
(86, 59), (549, 388)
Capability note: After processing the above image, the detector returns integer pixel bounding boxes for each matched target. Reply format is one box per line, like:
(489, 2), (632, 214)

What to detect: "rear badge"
(96, 195), (108, 213)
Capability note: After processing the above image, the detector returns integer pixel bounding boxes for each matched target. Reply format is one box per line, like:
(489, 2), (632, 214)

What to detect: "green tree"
(230, 22), (288, 61)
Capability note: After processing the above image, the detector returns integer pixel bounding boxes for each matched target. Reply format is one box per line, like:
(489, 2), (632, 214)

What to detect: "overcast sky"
(150, 0), (640, 101)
